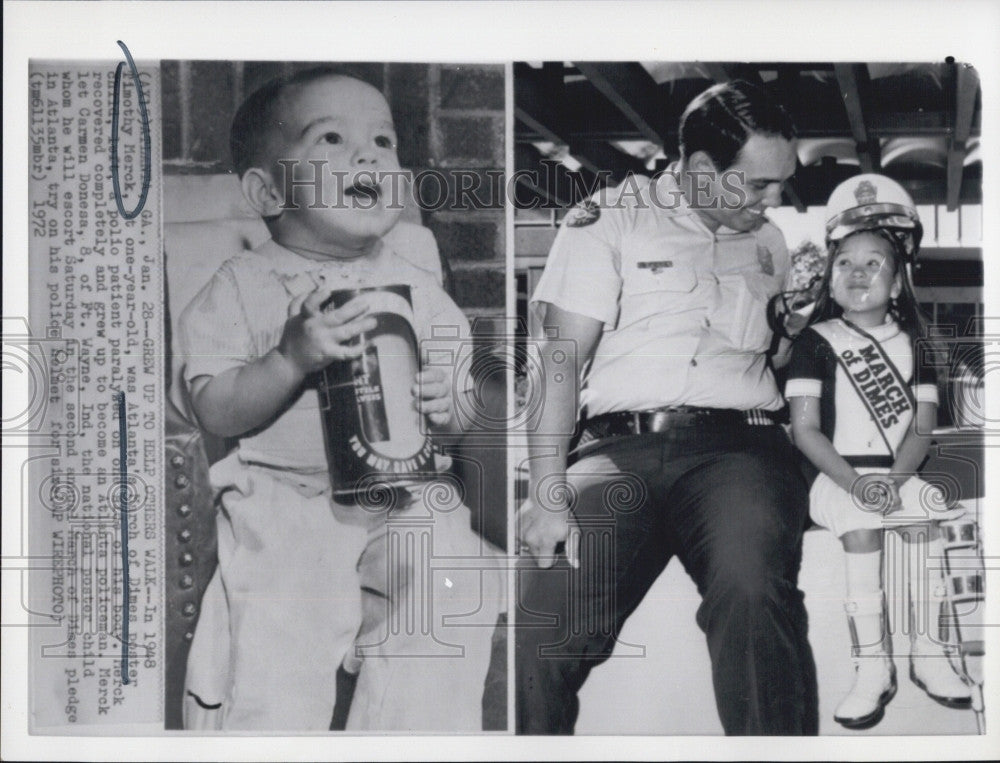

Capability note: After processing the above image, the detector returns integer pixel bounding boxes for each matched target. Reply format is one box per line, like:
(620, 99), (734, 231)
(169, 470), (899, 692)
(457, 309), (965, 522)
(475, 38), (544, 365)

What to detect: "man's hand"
(852, 473), (903, 515)
(784, 311), (810, 337)
(278, 288), (377, 376)
(413, 367), (452, 428)
(517, 497), (581, 569)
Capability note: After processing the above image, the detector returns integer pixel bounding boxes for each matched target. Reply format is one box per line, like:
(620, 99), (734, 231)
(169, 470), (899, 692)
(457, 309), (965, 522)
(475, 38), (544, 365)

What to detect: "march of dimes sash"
(810, 319), (917, 457)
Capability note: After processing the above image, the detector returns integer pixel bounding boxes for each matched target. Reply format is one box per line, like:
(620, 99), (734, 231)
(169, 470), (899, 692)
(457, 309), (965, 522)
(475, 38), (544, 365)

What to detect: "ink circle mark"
(111, 41), (152, 220)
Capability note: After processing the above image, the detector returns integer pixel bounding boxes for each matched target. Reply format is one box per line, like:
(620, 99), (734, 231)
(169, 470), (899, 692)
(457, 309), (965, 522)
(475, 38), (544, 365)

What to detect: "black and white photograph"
(511, 60), (986, 736)
(159, 60), (508, 732)
(18, 52), (510, 737)
(3, 1), (998, 761)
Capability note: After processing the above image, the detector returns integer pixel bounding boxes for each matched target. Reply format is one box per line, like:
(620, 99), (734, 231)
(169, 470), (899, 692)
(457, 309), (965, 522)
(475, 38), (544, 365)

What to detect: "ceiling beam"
(834, 63), (881, 173)
(516, 63), (980, 142)
(514, 64), (644, 193)
(792, 163), (981, 207)
(570, 139), (647, 184)
(573, 62), (664, 144)
(513, 62), (571, 146)
(774, 110), (972, 139)
(946, 63), (979, 211)
(514, 143), (610, 209)
(512, 175), (557, 210)
(725, 63), (765, 88)
(513, 144), (572, 208)
(518, 113), (968, 142)
(703, 63), (730, 84)
(704, 62), (766, 88)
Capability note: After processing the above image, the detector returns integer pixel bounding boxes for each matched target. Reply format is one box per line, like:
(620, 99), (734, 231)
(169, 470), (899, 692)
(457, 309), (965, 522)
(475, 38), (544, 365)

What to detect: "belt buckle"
(647, 410), (671, 432)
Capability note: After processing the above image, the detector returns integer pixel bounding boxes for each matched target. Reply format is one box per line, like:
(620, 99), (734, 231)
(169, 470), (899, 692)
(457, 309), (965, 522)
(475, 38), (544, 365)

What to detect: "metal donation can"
(317, 285), (435, 499)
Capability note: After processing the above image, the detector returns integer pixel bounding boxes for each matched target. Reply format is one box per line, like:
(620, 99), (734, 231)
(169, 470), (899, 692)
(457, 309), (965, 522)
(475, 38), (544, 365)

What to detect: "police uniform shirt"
(178, 236), (470, 473)
(785, 318), (938, 462)
(531, 170), (791, 416)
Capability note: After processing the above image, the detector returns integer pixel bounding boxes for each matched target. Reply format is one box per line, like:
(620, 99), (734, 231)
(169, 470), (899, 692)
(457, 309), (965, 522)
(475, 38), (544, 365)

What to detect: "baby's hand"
(277, 288), (377, 376)
(852, 474), (902, 515)
(413, 367), (452, 428)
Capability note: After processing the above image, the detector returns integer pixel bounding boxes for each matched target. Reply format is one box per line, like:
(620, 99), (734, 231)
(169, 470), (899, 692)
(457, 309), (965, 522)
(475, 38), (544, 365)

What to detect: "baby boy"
(178, 68), (503, 731)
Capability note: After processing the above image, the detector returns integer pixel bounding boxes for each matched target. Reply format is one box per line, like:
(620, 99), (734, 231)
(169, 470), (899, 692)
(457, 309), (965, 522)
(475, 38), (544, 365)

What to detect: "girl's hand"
(852, 474), (902, 515)
(413, 367), (452, 428)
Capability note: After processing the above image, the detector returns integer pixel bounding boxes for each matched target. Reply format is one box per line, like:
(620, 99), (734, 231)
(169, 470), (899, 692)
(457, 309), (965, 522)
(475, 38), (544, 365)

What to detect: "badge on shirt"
(638, 260), (674, 274)
(564, 200), (601, 228)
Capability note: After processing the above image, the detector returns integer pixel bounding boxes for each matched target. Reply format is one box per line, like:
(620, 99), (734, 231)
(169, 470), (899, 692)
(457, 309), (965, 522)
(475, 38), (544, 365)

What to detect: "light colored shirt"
(531, 171), (791, 416)
(178, 236), (470, 473)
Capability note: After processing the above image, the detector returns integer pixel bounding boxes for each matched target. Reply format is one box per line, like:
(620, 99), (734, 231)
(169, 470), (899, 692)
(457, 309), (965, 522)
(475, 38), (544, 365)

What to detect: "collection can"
(317, 285), (435, 499)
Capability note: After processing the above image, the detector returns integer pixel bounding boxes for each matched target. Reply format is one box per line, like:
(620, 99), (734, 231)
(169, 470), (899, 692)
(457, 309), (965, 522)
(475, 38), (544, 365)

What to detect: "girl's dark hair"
(679, 79), (797, 170)
(807, 228), (928, 343)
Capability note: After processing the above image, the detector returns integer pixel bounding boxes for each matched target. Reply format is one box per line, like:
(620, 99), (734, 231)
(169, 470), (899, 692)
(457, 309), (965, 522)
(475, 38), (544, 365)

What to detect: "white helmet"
(824, 173), (923, 261)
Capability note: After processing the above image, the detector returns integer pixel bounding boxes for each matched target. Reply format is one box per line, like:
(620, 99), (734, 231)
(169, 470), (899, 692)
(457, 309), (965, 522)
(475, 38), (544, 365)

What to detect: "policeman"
(515, 80), (818, 735)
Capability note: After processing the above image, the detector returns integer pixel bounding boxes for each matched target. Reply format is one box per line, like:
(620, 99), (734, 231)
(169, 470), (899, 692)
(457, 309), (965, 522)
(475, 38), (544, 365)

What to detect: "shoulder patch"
(564, 200), (601, 228)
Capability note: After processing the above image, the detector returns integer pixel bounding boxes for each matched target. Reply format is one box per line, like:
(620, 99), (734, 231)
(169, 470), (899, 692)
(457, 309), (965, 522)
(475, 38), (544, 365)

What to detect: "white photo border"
(4, 1), (999, 760)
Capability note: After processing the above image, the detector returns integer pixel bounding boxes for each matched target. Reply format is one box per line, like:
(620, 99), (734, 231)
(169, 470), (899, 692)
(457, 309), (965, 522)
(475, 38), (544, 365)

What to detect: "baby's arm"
(190, 289), (376, 438)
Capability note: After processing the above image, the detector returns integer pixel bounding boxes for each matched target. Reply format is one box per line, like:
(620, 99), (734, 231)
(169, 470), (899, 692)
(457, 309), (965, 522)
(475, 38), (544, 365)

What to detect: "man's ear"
(241, 168), (284, 218)
(891, 273), (903, 300)
(687, 150), (718, 176)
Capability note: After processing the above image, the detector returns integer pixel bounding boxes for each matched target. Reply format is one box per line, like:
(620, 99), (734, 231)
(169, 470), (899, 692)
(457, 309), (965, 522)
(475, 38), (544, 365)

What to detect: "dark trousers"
(514, 425), (819, 735)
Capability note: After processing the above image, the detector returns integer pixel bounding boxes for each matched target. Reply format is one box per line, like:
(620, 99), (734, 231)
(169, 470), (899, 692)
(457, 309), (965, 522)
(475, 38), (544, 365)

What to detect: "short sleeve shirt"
(177, 237), (470, 472)
(785, 318), (938, 460)
(531, 170), (791, 416)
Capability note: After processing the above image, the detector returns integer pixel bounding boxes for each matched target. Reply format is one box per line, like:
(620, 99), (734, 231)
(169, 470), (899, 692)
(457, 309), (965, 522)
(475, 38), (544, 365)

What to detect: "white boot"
(909, 641), (972, 709)
(909, 605), (972, 708)
(834, 603), (897, 729)
(906, 530), (973, 709)
(835, 651), (897, 729)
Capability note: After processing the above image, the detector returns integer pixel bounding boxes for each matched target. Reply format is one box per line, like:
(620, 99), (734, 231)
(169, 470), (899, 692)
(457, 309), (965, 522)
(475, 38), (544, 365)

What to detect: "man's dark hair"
(679, 80), (796, 170)
(230, 66), (372, 177)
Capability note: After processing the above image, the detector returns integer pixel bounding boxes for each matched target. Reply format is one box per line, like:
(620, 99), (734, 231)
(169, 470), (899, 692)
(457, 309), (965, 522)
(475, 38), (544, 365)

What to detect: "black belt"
(844, 455), (894, 469)
(573, 406), (785, 451)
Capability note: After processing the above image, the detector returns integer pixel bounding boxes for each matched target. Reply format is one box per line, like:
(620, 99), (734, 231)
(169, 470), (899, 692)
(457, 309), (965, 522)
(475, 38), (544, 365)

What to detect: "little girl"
(786, 174), (971, 729)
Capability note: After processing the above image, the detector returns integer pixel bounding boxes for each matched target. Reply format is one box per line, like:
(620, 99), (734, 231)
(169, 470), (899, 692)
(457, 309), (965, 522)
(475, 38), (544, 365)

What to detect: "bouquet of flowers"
(785, 239), (826, 309)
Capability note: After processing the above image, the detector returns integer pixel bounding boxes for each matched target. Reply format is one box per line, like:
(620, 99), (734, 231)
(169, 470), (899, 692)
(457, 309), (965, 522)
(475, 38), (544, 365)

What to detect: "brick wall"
(160, 61), (505, 329)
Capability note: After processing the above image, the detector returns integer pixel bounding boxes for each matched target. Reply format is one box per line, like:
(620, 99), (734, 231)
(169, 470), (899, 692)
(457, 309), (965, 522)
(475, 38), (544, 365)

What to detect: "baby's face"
(267, 76), (404, 252)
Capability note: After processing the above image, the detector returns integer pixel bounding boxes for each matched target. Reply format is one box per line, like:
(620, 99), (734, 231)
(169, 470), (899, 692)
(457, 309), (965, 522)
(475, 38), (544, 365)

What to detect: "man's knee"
(699, 564), (803, 630)
(515, 558), (618, 665)
(714, 450), (808, 513)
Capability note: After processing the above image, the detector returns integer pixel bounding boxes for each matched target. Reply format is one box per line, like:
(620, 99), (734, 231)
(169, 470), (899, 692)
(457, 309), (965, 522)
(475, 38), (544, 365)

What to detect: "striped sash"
(811, 319), (915, 457)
